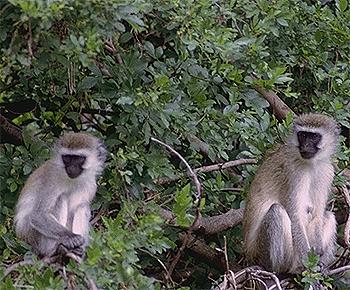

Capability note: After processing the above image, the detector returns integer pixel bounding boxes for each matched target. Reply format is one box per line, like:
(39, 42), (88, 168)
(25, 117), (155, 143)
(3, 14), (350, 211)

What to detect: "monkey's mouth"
(65, 166), (83, 178)
(300, 151), (317, 159)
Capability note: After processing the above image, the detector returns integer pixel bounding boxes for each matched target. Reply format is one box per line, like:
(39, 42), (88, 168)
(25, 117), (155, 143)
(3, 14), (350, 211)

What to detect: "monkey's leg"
(320, 211), (336, 266)
(256, 203), (294, 273)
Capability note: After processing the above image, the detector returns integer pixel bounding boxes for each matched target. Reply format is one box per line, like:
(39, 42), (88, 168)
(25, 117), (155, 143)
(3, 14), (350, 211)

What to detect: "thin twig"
(196, 159), (257, 174)
(91, 208), (105, 226)
(252, 270), (283, 290)
(150, 137), (203, 281)
(86, 277), (99, 290)
(139, 248), (174, 284)
(249, 276), (269, 290)
(223, 236), (230, 274)
(2, 260), (35, 279)
(27, 18), (33, 58)
(223, 236), (237, 289)
(151, 137), (202, 202)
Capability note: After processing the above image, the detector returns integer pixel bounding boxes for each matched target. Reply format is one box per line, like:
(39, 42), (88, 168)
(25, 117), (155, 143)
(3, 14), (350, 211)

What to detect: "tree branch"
(252, 76), (295, 121)
(183, 233), (241, 272)
(155, 158), (256, 185)
(160, 207), (244, 235)
(0, 113), (23, 144)
(196, 159), (257, 174)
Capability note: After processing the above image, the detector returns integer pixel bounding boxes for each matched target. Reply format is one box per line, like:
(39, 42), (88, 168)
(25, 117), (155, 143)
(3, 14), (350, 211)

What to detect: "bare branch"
(187, 134), (210, 155)
(27, 18), (33, 58)
(155, 158), (256, 185)
(196, 159), (257, 174)
(227, 267), (286, 290)
(326, 265), (350, 276)
(160, 207), (244, 235)
(252, 76), (295, 121)
(250, 270), (283, 290)
(183, 233), (241, 273)
(198, 208), (244, 235)
(104, 38), (123, 65)
(0, 113), (23, 145)
(186, 134), (243, 181)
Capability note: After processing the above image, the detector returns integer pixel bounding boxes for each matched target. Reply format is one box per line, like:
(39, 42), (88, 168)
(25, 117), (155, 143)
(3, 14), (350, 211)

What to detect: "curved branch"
(2, 260), (34, 280)
(151, 137), (202, 202)
(151, 137), (203, 281)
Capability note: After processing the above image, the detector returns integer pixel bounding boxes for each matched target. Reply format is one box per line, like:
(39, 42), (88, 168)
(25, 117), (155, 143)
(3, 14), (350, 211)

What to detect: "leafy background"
(0, 0), (349, 289)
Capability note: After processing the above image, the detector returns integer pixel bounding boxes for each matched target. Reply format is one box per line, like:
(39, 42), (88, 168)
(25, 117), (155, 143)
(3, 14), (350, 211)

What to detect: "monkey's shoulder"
(20, 160), (60, 193)
(258, 143), (290, 170)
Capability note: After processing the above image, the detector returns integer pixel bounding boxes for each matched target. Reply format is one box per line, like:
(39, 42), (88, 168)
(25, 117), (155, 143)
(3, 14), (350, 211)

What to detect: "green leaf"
(9, 182), (17, 193)
(2, 277), (16, 290)
(277, 18), (288, 27)
(120, 32), (133, 43)
(23, 164), (32, 175)
(173, 184), (193, 227)
(144, 41), (155, 56)
(116, 96), (133, 105)
(66, 112), (80, 123)
(338, 0), (348, 12)
(78, 77), (98, 91)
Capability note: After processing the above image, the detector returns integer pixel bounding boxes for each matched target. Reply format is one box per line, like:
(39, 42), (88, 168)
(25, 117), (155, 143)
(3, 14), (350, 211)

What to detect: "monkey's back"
(14, 161), (60, 239)
(243, 143), (295, 258)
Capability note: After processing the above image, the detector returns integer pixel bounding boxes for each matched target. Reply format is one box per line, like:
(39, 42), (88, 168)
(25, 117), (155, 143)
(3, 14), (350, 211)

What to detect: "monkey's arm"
(71, 203), (91, 247)
(30, 214), (84, 248)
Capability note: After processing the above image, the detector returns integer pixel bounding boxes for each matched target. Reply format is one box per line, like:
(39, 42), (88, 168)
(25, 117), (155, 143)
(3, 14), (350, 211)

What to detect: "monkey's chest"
(54, 192), (90, 228)
(295, 173), (326, 220)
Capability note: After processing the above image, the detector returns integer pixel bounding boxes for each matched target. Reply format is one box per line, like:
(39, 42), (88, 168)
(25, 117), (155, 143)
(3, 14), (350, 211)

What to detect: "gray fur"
(15, 133), (107, 257)
(243, 113), (339, 273)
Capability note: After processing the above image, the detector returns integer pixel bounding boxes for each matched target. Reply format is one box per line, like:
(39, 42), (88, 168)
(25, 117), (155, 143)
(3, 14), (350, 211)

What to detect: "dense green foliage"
(0, 0), (349, 289)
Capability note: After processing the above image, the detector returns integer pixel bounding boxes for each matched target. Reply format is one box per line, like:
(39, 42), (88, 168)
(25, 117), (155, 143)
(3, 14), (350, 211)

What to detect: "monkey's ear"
(97, 141), (108, 163)
(335, 124), (341, 136)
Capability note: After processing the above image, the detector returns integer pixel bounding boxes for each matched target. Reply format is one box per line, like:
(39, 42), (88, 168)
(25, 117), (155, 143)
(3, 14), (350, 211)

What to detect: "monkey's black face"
(62, 154), (86, 178)
(297, 131), (322, 159)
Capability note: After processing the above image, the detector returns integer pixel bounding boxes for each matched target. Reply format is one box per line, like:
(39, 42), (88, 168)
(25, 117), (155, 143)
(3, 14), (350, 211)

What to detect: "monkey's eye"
(62, 154), (86, 166)
(62, 155), (72, 164)
(297, 131), (321, 144)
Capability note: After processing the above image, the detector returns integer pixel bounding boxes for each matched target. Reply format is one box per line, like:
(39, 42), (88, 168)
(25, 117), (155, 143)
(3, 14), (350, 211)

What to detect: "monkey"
(14, 132), (107, 258)
(243, 113), (340, 274)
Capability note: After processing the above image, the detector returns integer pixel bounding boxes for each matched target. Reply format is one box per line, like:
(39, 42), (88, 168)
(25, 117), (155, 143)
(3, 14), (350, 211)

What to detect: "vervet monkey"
(243, 113), (339, 273)
(15, 133), (107, 257)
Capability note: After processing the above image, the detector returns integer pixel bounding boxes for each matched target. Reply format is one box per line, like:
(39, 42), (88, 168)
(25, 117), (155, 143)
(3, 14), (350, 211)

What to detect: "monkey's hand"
(71, 246), (85, 257)
(59, 232), (85, 250)
(57, 243), (85, 258)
